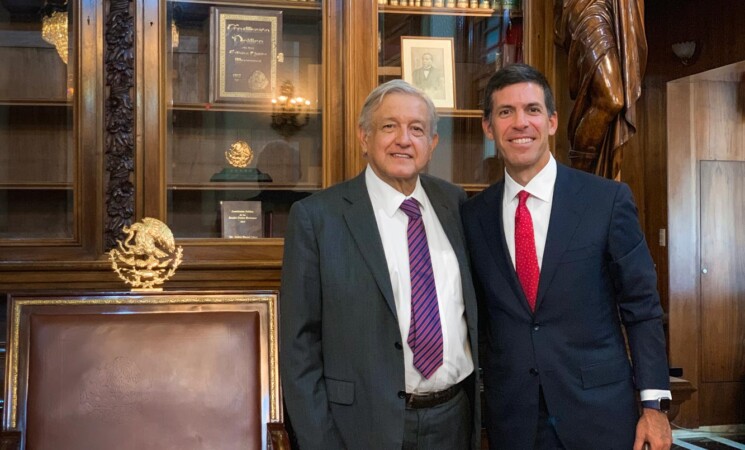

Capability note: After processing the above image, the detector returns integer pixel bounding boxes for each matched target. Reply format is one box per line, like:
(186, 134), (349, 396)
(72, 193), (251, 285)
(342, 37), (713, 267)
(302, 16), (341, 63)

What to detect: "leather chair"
(1, 291), (289, 450)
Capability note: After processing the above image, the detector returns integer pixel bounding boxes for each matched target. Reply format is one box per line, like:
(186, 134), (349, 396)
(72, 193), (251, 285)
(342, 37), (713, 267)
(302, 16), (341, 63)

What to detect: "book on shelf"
(221, 201), (263, 239)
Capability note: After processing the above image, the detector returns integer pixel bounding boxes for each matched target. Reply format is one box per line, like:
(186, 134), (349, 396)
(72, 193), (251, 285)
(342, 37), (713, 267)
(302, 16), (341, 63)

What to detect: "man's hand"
(633, 408), (672, 450)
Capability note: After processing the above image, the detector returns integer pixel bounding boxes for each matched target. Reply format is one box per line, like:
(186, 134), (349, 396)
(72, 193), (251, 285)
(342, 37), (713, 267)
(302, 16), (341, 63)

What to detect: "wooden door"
(699, 160), (745, 425)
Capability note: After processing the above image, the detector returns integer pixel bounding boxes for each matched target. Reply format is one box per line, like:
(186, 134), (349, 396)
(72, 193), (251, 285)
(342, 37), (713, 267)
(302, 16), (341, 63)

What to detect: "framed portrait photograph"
(401, 36), (456, 109)
(210, 7), (282, 103)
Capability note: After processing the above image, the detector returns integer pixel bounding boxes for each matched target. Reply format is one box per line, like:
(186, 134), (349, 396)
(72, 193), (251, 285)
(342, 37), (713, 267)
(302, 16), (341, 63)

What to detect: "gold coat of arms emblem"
(109, 217), (183, 290)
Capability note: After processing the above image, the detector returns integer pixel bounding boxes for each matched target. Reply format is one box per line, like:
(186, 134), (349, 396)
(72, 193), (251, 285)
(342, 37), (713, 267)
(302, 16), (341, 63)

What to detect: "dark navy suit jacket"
(462, 163), (669, 449)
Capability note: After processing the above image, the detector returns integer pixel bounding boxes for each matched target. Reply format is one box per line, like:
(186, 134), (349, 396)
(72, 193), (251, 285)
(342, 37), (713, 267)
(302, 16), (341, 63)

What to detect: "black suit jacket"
(280, 171), (480, 450)
(462, 163), (669, 449)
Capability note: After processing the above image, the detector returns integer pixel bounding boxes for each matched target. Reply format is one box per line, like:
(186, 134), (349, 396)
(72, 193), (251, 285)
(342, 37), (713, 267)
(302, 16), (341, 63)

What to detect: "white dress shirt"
(500, 153), (670, 402)
(366, 166), (473, 394)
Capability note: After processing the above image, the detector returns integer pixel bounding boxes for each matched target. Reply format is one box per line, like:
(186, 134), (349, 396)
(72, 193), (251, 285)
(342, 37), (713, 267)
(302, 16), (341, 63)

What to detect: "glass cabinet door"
(165, 0), (323, 239)
(0, 0), (76, 240)
(378, 1), (524, 191)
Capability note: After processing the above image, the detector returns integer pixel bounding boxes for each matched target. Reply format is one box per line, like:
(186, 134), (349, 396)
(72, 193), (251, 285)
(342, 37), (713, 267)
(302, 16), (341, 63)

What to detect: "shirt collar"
(365, 165), (427, 217)
(504, 152), (557, 204)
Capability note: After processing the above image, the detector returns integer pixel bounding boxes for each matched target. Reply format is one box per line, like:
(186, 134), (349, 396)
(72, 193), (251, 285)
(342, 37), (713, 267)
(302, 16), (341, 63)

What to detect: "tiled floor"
(672, 425), (745, 450)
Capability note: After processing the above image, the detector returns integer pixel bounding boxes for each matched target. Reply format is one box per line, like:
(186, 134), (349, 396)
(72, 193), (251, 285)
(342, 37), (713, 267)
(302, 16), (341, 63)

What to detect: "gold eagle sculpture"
(109, 217), (183, 290)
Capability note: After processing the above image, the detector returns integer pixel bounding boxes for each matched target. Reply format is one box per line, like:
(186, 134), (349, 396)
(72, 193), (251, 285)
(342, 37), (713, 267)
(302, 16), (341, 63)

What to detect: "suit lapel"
(476, 182), (531, 314)
(342, 173), (398, 318)
(535, 165), (586, 311)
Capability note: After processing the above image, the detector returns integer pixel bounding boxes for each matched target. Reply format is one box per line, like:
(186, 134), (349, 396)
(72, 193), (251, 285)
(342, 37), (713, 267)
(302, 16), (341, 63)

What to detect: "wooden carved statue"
(554, 0), (647, 180)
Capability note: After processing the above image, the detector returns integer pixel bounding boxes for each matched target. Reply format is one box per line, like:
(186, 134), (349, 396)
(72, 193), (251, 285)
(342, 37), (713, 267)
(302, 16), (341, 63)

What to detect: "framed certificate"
(210, 7), (282, 102)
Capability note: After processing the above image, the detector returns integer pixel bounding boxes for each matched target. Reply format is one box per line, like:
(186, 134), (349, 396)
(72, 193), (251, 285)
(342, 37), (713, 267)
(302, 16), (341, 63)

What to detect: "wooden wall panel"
(694, 86), (745, 161)
(666, 79), (700, 427)
(699, 382), (745, 427)
(638, 82), (668, 311)
(667, 68), (745, 427)
(700, 161), (745, 384)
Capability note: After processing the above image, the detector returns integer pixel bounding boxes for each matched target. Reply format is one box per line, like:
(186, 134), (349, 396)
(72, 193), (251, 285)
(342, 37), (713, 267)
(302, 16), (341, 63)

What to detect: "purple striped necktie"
(400, 198), (443, 379)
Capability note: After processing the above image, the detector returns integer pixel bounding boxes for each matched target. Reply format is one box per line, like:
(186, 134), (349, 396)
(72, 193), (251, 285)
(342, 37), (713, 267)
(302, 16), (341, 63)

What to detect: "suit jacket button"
(394, 342), (403, 350)
(529, 368), (539, 376)
(398, 391), (407, 399)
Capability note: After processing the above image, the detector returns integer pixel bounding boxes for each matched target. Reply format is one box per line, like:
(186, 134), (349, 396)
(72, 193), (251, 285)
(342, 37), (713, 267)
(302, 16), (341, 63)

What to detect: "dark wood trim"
(103, 0), (136, 250)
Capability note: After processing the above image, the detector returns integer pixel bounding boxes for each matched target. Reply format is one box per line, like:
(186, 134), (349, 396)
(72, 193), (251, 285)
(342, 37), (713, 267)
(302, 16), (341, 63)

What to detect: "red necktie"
(400, 198), (443, 379)
(515, 190), (539, 311)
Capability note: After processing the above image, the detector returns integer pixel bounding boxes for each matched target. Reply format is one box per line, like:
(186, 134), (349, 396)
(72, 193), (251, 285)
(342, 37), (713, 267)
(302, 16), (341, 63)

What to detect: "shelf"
(168, 182), (321, 191)
(378, 66), (402, 76)
(175, 237), (285, 244)
(0, 99), (71, 107)
(379, 5), (523, 17)
(0, 183), (73, 190)
(170, 0), (321, 11)
(461, 183), (489, 193)
(171, 102), (321, 114)
(436, 109), (483, 117)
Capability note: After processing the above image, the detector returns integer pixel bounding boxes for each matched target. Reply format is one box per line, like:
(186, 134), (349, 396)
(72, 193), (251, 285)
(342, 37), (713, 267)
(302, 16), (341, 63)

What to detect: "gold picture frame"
(401, 36), (456, 109)
(210, 7), (282, 103)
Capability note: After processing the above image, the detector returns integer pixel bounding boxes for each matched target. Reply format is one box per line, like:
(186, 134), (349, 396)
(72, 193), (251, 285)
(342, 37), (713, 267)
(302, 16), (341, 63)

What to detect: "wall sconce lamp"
(672, 41), (698, 66)
(41, 1), (68, 65)
(271, 80), (311, 138)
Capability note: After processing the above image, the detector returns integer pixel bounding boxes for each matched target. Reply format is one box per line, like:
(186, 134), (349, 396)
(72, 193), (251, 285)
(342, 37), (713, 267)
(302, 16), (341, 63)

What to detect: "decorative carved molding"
(104, 0), (135, 250)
